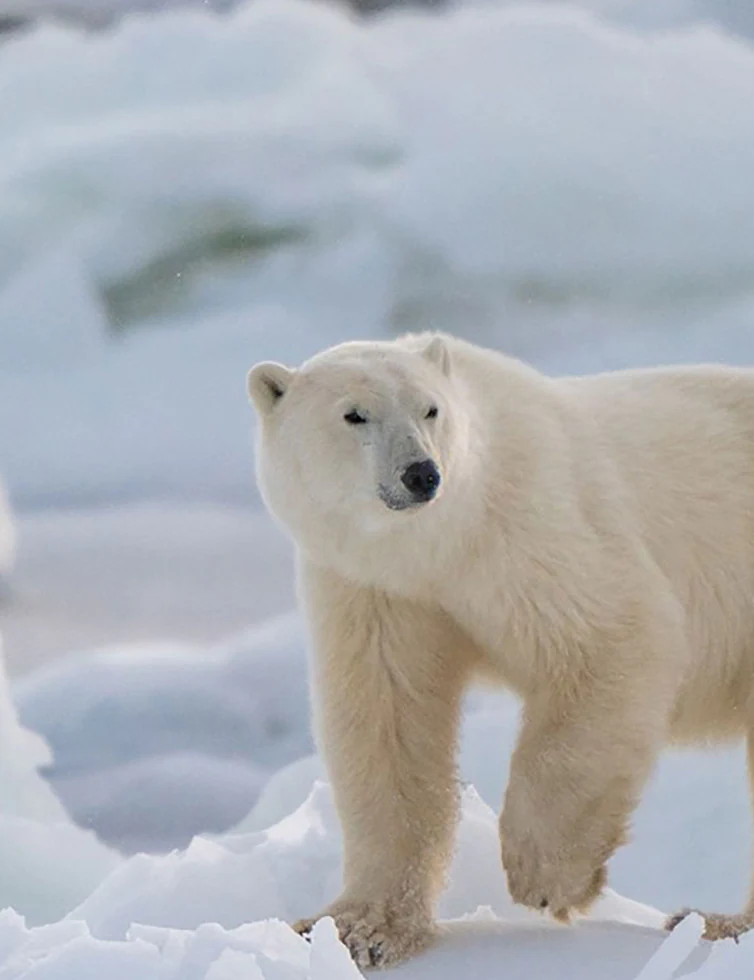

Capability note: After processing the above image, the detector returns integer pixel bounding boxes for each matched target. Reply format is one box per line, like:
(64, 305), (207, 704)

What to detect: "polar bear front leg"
(500, 617), (679, 922)
(294, 562), (471, 969)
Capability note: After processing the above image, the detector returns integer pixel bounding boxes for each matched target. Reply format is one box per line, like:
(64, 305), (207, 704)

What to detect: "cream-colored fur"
(247, 332), (754, 968)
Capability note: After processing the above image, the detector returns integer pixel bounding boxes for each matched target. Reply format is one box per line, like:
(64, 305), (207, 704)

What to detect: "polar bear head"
(247, 334), (469, 545)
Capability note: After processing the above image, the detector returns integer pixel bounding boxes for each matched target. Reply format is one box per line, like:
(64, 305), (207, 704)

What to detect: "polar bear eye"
(344, 410), (368, 425)
(425, 406), (439, 420)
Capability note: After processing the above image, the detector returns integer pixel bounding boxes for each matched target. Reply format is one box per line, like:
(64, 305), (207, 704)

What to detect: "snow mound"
(563, 0), (754, 40)
(1, 779), (749, 978)
(0, 909), (716, 979)
(3, 0), (754, 333)
(3, 0), (754, 40)
(1, 503), (296, 675)
(0, 637), (118, 925)
(13, 622), (754, 915)
(0, 479), (15, 581)
(3, 623), (754, 976)
(3, 1), (754, 506)
(14, 614), (313, 853)
(0, 0), (235, 28)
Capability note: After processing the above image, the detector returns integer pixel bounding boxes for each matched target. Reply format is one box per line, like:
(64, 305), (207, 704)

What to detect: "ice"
(12, 610), (754, 914)
(0, 638), (118, 926)
(0, 616), (751, 975)
(3, 0), (753, 319)
(371, 6), (754, 317)
(2, 1), (754, 506)
(470, 1), (754, 41)
(0, 479), (15, 580)
(0, 251), (107, 371)
(0, 771), (741, 979)
(632, 914), (704, 980)
(1, 503), (296, 675)
(3, 0), (754, 42)
(566, 0), (754, 39)
(0, 0), (232, 27)
(3, 0), (754, 975)
(14, 613), (312, 852)
(234, 755), (326, 835)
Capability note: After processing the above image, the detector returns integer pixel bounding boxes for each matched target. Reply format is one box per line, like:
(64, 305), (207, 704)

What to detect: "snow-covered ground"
(11, 625), (754, 915)
(3, 0), (754, 975)
(1, 630), (753, 978)
(0, 480), (15, 583)
(1, 503), (294, 675)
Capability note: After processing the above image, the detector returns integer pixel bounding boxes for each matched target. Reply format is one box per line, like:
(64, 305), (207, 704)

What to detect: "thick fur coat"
(248, 332), (754, 968)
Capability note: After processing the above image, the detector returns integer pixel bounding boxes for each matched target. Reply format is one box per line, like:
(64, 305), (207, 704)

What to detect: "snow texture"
(2, 0), (754, 976)
(0, 722), (732, 980)
(0, 711), (748, 979)
(0, 639), (118, 927)
(2, 0), (754, 40)
(2, 0), (754, 505)
(9, 619), (754, 917)
(14, 615), (312, 853)
(0, 480), (15, 580)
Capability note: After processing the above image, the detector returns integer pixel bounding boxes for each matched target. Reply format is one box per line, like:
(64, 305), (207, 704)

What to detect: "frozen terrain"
(1, 504), (294, 674)
(2, 629), (754, 978)
(0, 480), (15, 583)
(2, 0), (754, 507)
(2, 0), (754, 38)
(2, 0), (754, 976)
(10, 621), (753, 915)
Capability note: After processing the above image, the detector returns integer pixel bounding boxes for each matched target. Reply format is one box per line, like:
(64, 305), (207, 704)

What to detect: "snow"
(3, 0), (754, 41)
(14, 613), (312, 852)
(5, 571), (754, 974)
(0, 741), (719, 979)
(560, 1), (754, 40)
(2, 0), (754, 975)
(2, 0), (754, 505)
(0, 503), (295, 676)
(0, 480), (15, 581)
(3, 521), (754, 979)
(0, 639), (118, 926)
(0, 739), (745, 978)
(0, 0), (234, 28)
(8, 616), (753, 917)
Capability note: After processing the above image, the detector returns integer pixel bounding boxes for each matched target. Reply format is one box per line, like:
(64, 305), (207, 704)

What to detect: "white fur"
(249, 332), (754, 967)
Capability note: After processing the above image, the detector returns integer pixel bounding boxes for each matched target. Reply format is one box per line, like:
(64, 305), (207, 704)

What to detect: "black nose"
(400, 460), (441, 501)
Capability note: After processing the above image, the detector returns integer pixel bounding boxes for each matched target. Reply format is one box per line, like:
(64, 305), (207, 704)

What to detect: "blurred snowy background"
(1, 0), (754, 976)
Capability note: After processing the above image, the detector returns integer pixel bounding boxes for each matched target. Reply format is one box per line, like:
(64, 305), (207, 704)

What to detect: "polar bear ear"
(422, 335), (451, 377)
(247, 362), (295, 414)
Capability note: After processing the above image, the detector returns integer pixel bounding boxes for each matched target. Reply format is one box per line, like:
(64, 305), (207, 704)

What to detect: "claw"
(368, 943), (383, 966)
(667, 909), (754, 942)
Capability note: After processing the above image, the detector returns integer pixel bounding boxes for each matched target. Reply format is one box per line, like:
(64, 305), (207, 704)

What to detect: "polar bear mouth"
(378, 490), (420, 511)
(377, 485), (439, 512)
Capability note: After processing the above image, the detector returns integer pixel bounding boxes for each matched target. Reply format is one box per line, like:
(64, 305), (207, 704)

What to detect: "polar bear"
(247, 331), (754, 968)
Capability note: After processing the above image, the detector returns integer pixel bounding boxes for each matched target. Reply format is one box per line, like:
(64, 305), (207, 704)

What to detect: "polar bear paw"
(667, 908), (754, 942)
(293, 900), (434, 969)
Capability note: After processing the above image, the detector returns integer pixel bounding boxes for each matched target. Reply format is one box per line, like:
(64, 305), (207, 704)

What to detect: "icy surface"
(0, 503), (295, 675)
(0, 480), (15, 581)
(2, 0), (754, 505)
(0, 639), (118, 926)
(0, 765), (747, 978)
(14, 614), (312, 853)
(3, 0), (754, 40)
(9, 620), (752, 916)
(2, 0), (754, 976)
